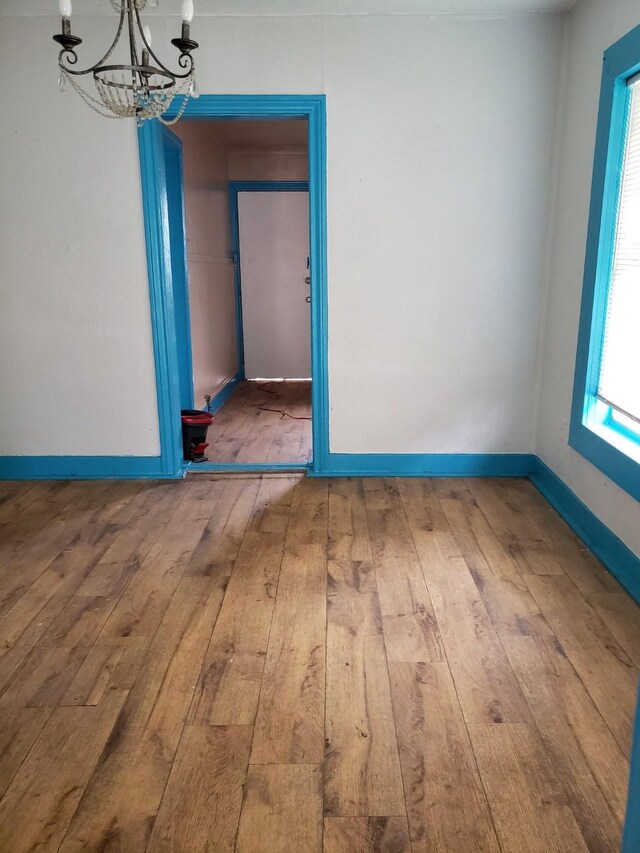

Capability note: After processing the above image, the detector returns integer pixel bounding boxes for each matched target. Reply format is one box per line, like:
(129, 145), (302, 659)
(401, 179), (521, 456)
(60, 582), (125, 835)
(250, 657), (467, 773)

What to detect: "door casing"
(137, 95), (328, 476)
(160, 125), (194, 410)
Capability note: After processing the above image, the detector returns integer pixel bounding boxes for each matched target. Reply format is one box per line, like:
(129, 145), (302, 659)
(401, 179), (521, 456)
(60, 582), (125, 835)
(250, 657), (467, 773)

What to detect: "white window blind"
(597, 77), (640, 425)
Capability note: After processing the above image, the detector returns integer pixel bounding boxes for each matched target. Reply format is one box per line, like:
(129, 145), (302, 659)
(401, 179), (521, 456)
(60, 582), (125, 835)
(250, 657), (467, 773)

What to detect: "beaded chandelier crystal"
(53, 0), (200, 125)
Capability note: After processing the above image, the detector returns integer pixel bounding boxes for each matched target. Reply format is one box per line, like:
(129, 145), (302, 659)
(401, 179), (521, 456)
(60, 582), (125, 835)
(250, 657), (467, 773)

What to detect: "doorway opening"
(137, 96), (328, 476)
(213, 178), (312, 466)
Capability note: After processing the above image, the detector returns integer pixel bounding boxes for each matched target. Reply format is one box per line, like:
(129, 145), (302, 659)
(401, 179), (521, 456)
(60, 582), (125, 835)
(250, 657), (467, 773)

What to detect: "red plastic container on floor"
(180, 409), (215, 462)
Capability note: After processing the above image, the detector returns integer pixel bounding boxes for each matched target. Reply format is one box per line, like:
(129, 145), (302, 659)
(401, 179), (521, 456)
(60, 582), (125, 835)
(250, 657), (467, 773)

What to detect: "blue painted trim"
(570, 424), (640, 502)
(0, 453), (531, 480)
(530, 458), (640, 604)
(570, 23), (640, 502)
(138, 122), (185, 476)
(623, 682), (640, 853)
(0, 456), (183, 481)
(163, 95), (322, 121)
(187, 461), (309, 473)
(205, 373), (241, 415)
(230, 181), (309, 193)
(308, 99), (329, 475)
(228, 181), (310, 387)
(161, 125), (195, 409)
(307, 453), (536, 478)
(604, 405), (640, 445)
(138, 95), (329, 476)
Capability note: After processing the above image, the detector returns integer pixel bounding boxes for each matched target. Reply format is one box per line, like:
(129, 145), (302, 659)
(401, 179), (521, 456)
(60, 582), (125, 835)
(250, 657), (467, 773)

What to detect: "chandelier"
(53, 0), (200, 125)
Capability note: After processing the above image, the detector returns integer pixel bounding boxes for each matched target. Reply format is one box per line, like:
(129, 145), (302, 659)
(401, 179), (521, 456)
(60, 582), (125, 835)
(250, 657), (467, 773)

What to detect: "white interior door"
(238, 191), (311, 378)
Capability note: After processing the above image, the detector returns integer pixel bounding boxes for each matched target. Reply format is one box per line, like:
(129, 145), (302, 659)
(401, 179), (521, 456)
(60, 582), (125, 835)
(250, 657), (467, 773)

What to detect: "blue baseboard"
(0, 451), (534, 481)
(0, 456), (184, 481)
(623, 683), (640, 853)
(205, 373), (242, 415)
(530, 458), (640, 605)
(1, 450), (638, 610)
(312, 453), (536, 478)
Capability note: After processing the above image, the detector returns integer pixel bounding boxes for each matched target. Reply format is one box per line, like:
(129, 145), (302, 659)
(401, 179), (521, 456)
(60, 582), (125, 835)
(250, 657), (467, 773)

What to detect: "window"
(598, 75), (640, 431)
(570, 24), (640, 501)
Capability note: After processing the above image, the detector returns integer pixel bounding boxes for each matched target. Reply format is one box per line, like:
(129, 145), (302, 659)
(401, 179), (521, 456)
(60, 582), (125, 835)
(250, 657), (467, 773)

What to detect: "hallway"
(206, 380), (311, 465)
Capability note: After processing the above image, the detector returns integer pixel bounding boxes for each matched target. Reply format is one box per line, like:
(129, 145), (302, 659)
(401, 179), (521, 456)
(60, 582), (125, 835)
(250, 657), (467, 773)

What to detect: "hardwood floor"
(0, 475), (637, 851)
(205, 380), (311, 465)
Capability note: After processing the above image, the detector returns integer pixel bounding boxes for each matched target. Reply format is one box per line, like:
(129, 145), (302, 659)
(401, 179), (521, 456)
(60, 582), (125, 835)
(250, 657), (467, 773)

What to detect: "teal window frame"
(570, 22), (640, 502)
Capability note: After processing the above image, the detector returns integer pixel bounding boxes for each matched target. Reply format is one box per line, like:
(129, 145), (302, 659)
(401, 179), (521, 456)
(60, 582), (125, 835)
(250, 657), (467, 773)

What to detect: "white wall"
(0, 16), (160, 457)
(536, 0), (640, 557)
(323, 15), (561, 453)
(172, 122), (237, 407)
(0, 11), (561, 457)
(228, 149), (308, 181)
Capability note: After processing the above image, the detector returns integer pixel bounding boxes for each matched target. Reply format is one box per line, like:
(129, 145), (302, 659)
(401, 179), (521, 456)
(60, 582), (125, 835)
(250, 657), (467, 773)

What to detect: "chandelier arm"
(175, 52), (195, 76)
(126, 3), (140, 69)
(58, 4), (127, 76)
(132, 2), (195, 80)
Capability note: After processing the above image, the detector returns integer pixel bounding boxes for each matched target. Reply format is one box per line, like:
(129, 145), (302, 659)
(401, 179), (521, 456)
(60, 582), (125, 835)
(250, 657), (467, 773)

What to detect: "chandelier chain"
(63, 71), (124, 119)
(61, 68), (195, 124)
(159, 76), (193, 125)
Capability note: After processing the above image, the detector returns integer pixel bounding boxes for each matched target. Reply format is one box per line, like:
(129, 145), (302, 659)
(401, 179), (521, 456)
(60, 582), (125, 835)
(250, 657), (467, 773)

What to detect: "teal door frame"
(137, 95), (328, 477)
(161, 125), (195, 411)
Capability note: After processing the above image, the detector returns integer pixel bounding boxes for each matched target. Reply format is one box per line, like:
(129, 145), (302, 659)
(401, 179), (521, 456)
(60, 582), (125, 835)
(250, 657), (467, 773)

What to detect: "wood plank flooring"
(206, 380), (311, 465)
(0, 475), (637, 851)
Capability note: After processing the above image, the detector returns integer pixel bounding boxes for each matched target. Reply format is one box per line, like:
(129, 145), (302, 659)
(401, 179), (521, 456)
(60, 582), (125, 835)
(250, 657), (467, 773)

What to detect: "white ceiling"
(1, 0), (580, 16)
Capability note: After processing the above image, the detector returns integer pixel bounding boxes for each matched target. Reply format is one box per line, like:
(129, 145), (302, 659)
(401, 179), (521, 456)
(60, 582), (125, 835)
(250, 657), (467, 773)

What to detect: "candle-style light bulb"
(181, 0), (194, 23)
(59, 0), (72, 17)
(143, 25), (152, 47)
